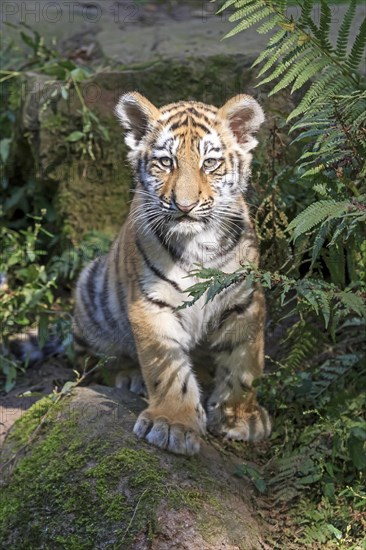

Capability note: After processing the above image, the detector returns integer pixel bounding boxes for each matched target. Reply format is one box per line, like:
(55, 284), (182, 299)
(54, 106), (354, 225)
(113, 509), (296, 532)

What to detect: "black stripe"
(169, 120), (187, 132)
(80, 263), (105, 333)
(210, 341), (236, 353)
(101, 263), (119, 332)
(181, 371), (190, 395)
(189, 120), (212, 134)
(113, 238), (129, 319)
(240, 380), (251, 391)
(154, 138), (174, 152)
(152, 228), (180, 261)
(175, 311), (186, 332)
(142, 292), (175, 311)
(73, 333), (88, 348)
(87, 258), (101, 305)
(187, 107), (212, 125)
(136, 238), (181, 292)
(164, 335), (190, 355)
(217, 298), (253, 330)
(220, 218), (245, 256)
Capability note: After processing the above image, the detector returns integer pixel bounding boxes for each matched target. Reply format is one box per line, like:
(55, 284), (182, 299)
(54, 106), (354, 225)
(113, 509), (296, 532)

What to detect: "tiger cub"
(74, 92), (271, 456)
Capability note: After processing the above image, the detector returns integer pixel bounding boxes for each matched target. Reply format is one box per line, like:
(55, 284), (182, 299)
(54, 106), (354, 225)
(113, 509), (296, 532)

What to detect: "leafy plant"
(205, 0), (366, 544)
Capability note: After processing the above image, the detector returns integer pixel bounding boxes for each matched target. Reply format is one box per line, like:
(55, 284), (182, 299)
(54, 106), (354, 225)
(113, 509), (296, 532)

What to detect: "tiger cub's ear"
(115, 92), (160, 148)
(218, 95), (265, 152)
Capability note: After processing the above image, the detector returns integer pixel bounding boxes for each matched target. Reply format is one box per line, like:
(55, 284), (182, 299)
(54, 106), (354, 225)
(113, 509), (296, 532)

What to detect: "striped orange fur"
(73, 92), (271, 455)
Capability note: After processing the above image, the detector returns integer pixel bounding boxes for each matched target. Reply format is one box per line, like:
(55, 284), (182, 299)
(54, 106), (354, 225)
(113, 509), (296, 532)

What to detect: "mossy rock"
(0, 386), (267, 549)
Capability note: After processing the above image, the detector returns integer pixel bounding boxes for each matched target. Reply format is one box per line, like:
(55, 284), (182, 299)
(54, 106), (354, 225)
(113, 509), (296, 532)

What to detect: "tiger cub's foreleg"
(207, 287), (271, 441)
(128, 302), (206, 456)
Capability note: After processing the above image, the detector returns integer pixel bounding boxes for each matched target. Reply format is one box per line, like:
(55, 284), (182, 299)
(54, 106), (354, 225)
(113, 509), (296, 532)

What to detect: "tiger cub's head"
(115, 92), (264, 236)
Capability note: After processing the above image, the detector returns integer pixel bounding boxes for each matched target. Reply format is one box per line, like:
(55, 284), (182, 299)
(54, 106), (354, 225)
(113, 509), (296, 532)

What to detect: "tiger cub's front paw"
(133, 406), (206, 456)
(207, 402), (271, 442)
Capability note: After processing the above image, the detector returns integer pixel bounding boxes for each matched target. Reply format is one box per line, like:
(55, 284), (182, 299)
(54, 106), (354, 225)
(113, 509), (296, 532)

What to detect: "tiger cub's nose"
(175, 200), (199, 213)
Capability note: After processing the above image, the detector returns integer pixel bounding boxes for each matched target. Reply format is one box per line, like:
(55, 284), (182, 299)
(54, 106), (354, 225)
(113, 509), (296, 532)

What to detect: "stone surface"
(4, 2), (365, 67)
(0, 386), (269, 549)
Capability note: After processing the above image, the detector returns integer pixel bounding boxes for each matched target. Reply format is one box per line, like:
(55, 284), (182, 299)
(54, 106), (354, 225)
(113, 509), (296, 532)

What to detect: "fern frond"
(300, 0), (316, 22)
(287, 200), (350, 242)
(287, 69), (342, 120)
(268, 50), (317, 95)
(229, 2), (265, 22)
(291, 58), (328, 93)
(310, 354), (361, 399)
(216, 0), (241, 14)
(310, 223), (330, 268)
(318, 0), (332, 48)
(347, 18), (366, 71)
(257, 47), (306, 87)
(224, 6), (272, 38)
(336, 0), (357, 57)
(257, 33), (299, 77)
(257, 15), (281, 34)
(252, 29), (287, 67)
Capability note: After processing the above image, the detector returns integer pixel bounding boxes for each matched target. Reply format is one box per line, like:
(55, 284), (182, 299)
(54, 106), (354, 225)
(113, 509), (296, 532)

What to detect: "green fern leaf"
(347, 18), (366, 71)
(257, 15), (281, 34)
(352, 109), (366, 129)
(288, 70), (342, 120)
(216, 0), (242, 15)
(318, 0), (332, 47)
(337, 291), (366, 318)
(291, 58), (329, 92)
(336, 0), (357, 57)
(291, 128), (326, 143)
(229, 2), (266, 22)
(310, 224), (329, 268)
(300, 0), (316, 22)
(268, 50), (317, 95)
(224, 6), (272, 38)
(252, 29), (287, 67)
(233, 0), (258, 7)
(257, 34), (299, 77)
(257, 47), (304, 87)
(288, 200), (350, 241)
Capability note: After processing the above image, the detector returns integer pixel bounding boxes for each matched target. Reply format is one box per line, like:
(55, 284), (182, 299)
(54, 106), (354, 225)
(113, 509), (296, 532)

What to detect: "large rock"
(0, 386), (268, 549)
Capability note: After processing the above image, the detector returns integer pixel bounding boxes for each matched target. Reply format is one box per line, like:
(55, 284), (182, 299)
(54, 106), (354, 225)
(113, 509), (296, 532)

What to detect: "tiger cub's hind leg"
(207, 287), (271, 442)
(115, 362), (147, 397)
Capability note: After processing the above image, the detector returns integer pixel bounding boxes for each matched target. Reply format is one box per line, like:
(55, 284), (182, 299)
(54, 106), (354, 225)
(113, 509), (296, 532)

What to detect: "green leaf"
(348, 435), (366, 469)
(60, 380), (78, 395)
(20, 31), (37, 51)
(65, 131), (84, 143)
(224, 6), (272, 38)
(287, 201), (350, 241)
(70, 67), (89, 82)
(37, 313), (49, 350)
(326, 524), (343, 540)
(0, 138), (11, 163)
(235, 463), (267, 493)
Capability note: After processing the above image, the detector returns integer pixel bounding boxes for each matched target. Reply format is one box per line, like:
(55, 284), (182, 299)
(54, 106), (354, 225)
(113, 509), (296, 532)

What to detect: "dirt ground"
(0, 357), (73, 446)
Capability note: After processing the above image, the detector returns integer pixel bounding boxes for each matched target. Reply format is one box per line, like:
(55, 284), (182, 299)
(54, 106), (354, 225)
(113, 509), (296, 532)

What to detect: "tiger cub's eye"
(203, 158), (218, 169)
(160, 157), (173, 168)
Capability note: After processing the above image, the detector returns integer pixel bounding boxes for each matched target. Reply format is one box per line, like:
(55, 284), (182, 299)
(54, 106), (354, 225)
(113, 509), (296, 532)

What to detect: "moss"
(1, 400), (174, 547)
(1, 388), (265, 548)
(6, 395), (54, 448)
